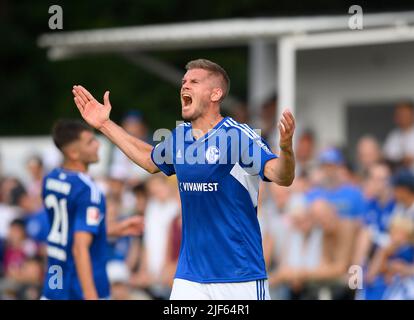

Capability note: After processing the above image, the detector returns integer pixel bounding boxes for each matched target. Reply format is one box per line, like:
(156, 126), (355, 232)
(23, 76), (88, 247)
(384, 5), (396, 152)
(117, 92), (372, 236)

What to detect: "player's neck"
(62, 160), (88, 173)
(191, 113), (224, 140)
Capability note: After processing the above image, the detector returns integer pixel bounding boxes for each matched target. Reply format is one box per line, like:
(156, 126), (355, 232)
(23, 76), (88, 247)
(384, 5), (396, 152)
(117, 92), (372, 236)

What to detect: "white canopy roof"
(38, 11), (414, 60)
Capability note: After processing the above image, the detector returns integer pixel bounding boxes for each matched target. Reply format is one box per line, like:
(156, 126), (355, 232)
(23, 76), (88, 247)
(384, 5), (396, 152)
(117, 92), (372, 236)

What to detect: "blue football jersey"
(306, 184), (366, 220)
(151, 116), (277, 283)
(41, 168), (110, 300)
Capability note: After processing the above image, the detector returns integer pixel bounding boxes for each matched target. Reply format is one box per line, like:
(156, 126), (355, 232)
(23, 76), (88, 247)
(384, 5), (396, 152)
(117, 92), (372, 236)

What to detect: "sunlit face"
(394, 105), (414, 129)
(147, 176), (171, 202)
(357, 138), (381, 169)
(180, 68), (222, 121)
(296, 135), (314, 161)
(366, 164), (391, 197)
(71, 130), (100, 165)
(26, 158), (43, 178)
(320, 163), (340, 187)
(291, 211), (314, 234)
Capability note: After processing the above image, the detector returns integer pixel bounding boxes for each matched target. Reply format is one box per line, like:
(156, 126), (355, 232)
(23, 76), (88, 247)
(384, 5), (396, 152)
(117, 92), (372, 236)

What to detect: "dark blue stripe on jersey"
(261, 280), (263, 300)
(261, 280), (264, 300)
(256, 280), (259, 300)
(262, 280), (265, 300)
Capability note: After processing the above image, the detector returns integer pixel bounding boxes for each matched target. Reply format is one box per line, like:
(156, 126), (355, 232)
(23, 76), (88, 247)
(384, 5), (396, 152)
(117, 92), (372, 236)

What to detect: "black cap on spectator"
(392, 169), (414, 193)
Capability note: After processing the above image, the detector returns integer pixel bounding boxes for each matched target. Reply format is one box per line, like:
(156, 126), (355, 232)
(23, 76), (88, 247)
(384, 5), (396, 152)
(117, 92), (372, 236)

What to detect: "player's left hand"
(278, 109), (295, 151)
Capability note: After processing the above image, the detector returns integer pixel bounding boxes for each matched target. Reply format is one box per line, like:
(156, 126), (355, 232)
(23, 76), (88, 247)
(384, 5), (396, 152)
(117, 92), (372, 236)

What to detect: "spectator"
(383, 101), (414, 172)
(295, 129), (317, 177)
(2, 256), (44, 300)
(105, 193), (134, 263)
(0, 154), (3, 180)
(2, 219), (38, 278)
(24, 155), (44, 210)
(109, 110), (151, 186)
(9, 185), (49, 246)
(361, 167), (414, 300)
(260, 183), (292, 269)
(356, 136), (383, 180)
(268, 195), (322, 300)
(300, 200), (354, 299)
(306, 148), (366, 221)
(366, 215), (414, 299)
(260, 94), (278, 149)
(354, 162), (395, 267)
(125, 183), (148, 273)
(132, 182), (148, 217)
(161, 175), (182, 289)
(390, 169), (414, 220)
(0, 178), (22, 241)
(162, 212), (182, 288)
(131, 175), (179, 299)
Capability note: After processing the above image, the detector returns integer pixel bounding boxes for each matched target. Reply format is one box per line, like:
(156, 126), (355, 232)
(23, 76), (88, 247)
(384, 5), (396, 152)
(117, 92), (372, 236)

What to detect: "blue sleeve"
(350, 189), (367, 220)
(306, 188), (322, 204)
(151, 131), (176, 176)
(239, 127), (277, 181)
(73, 186), (103, 235)
(361, 201), (373, 226)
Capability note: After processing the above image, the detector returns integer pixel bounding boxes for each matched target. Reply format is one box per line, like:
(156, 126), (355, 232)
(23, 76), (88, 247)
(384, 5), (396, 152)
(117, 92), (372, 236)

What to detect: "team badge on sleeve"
(87, 207), (101, 226)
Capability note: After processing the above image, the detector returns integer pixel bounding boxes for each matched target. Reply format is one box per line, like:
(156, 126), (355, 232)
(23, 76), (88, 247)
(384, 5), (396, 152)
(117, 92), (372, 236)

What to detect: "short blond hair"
(185, 59), (230, 102)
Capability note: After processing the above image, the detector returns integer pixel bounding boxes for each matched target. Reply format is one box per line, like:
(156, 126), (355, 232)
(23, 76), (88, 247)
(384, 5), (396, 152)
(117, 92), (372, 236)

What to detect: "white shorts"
(170, 278), (270, 300)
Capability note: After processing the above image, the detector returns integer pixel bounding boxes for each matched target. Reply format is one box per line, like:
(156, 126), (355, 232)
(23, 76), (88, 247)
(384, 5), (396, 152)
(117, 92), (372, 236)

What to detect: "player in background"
(72, 59), (295, 300)
(41, 119), (144, 300)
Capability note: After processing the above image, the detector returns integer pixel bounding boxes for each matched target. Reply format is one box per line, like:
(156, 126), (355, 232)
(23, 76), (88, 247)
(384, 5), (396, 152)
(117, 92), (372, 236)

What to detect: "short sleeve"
(151, 132), (176, 176)
(238, 126), (277, 181)
(73, 186), (104, 235)
(350, 190), (367, 220)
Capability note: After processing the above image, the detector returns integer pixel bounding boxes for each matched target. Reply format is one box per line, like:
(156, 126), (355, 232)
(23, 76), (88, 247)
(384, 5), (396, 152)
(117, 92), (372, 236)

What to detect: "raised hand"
(278, 109), (296, 151)
(72, 85), (111, 130)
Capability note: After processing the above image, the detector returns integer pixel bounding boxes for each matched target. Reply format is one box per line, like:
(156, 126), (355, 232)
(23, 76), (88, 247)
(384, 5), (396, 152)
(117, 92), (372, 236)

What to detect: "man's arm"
(72, 85), (159, 174)
(264, 110), (295, 186)
(72, 231), (98, 300)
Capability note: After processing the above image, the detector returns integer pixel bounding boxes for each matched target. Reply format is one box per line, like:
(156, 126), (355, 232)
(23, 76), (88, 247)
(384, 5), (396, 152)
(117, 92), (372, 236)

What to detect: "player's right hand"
(72, 85), (111, 130)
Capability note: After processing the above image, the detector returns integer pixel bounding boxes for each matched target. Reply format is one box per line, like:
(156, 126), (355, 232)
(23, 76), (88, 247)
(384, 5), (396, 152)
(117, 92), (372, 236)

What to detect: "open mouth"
(182, 93), (193, 107)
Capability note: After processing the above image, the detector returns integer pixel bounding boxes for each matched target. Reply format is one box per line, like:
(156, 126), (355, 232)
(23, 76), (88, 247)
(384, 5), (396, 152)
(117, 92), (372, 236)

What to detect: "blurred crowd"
(1, 100), (414, 300)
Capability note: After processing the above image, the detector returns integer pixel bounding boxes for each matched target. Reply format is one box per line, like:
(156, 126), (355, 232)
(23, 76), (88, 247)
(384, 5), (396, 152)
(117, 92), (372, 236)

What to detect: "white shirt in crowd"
(0, 204), (20, 239)
(383, 125), (414, 166)
(143, 198), (179, 279)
